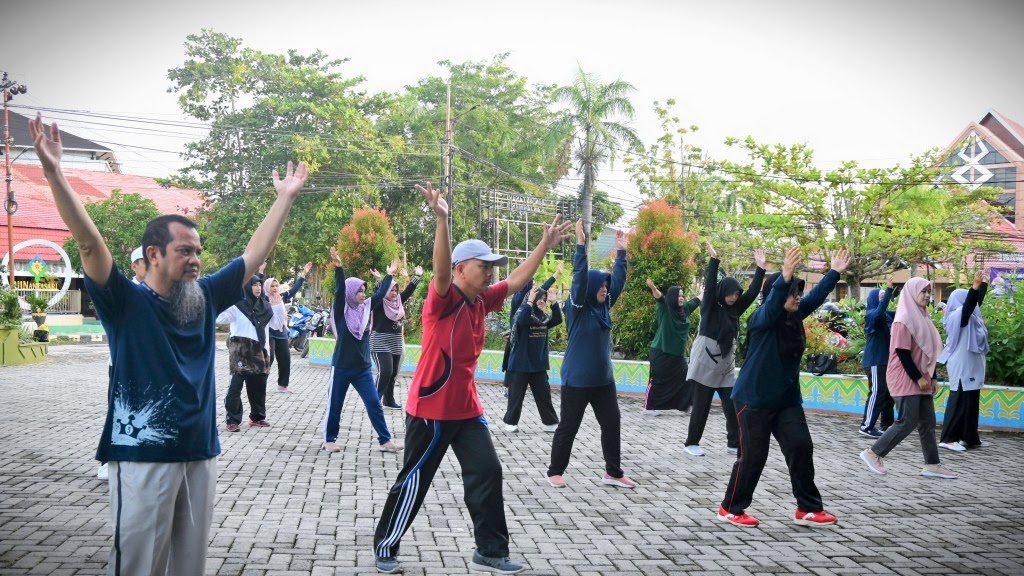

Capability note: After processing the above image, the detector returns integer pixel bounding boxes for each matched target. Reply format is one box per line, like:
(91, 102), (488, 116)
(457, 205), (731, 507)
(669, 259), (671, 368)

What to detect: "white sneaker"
(961, 440), (991, 448)
(939, 441), (966, 452)
(644, 410), (660, 416)
(96, 463), (108, 481)
(543, 424), (558, 433)
(727, 447), (738, 456)
(505, 424), (519, 433)
(684, 445), (705, 457)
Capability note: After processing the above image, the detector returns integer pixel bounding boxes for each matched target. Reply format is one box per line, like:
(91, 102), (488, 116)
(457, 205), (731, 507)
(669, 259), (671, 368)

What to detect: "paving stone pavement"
(2, 344), (1023, 575)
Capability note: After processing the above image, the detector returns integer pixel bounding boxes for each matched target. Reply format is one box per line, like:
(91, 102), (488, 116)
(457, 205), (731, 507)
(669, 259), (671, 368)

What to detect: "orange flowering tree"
(612, 199), (700, 357)
(335, 209), (401, 283)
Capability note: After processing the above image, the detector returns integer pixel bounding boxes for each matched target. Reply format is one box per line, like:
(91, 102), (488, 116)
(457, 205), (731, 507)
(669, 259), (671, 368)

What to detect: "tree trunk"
(581, 163), (594, 248)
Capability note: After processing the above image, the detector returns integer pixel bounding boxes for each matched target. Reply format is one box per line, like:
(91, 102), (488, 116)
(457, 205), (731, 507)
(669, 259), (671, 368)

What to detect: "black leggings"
(267, 337), (291, 388)
(373, 351), (403, 406)
(685, 383), (738, 449)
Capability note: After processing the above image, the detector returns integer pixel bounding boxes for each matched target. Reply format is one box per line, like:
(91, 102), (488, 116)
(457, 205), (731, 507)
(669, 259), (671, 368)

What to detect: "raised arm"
(400, 267), (422, 302)
(568, 219), (590, 309)
(799, 247), (849, 318)
(736, 249), (768, 313)
(700, 242), (720, 313)
(329, 247), (347, 321)
(608, 230), (628, 307)
(547, 287), (563, 328)
(645, 278), (663, 300)
(241, 161), (309, 280)
(282, 264), (310, 301)
(418, 183), (452, 297)
(30, 114), (114, 286)
(959, 270), (987, 327)
(504, 214), (572, 295)
(371, 273), (393, 308)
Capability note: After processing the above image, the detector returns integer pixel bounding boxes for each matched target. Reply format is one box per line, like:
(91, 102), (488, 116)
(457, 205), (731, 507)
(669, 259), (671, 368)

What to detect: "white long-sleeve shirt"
(217, 301), (287, 352)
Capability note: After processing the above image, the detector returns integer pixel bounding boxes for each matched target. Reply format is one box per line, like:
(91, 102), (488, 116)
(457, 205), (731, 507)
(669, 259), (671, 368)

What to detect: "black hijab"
(713, 277), (743, 354)
(235, 276), (274, 348)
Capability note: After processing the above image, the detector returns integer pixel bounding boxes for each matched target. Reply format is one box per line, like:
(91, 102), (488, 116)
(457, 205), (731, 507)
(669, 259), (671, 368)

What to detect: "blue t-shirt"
(85, 257), (246, 463)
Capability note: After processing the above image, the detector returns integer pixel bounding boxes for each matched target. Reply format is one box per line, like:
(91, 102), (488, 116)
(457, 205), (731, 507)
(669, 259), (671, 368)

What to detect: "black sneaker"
(383, 402), (402, 410)
(469, 550), (525, 574)
(859, 427), (882, 438)
(375, 555), (401, 573)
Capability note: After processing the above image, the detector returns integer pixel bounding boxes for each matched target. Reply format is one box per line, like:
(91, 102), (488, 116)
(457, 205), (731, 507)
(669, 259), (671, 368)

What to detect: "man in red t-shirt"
(373, 183), (571, 574)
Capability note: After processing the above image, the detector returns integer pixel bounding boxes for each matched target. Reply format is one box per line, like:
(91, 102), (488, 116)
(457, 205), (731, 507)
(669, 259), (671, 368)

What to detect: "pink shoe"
(547, 475), (567, 488)
(601, 473), (637, 489)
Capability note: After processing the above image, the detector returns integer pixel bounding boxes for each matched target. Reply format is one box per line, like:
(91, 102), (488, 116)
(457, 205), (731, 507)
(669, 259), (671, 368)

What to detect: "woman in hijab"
(860, 276), (957, 479)
(718, 246), (847, 528)
(643, 278), (700, 415)
(502, 282), (562, 433)
(264, 261), (312, 393)
(369, 260), (423, 410)
(546, 220), (636, 489)
(218, 276), (287, 432)
(858, 277), (897, 437)
(937, 270), (989, 452)
(321, 247), (402, 453)
(683, 244), (766, 456)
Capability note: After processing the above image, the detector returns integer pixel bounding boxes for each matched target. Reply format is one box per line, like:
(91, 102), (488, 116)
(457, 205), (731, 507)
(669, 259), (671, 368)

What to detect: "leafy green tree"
(549, 66), (641, 237)
(711, 138), (1008, 298)
(613, 200), (700, 357)
(63, 191), (161, 274)
(167, 30), (395, 275)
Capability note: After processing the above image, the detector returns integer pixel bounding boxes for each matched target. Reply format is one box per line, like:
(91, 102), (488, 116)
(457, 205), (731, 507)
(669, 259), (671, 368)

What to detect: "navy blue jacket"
(330, 266), (389, 370)
(732, 270), (840, 409)
(560, 244), (627, 387)
(861, 287), (894, 368)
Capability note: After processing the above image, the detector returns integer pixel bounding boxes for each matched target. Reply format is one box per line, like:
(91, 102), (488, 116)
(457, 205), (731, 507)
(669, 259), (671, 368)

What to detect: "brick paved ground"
(1, 344), (1022, 575)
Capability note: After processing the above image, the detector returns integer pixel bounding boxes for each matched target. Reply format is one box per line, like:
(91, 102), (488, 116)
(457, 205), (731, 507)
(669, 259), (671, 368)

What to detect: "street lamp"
(2, 71), (27, 287)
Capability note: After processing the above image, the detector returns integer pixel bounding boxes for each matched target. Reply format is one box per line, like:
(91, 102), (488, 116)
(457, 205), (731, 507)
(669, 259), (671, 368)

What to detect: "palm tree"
(549, 66), (641, 239)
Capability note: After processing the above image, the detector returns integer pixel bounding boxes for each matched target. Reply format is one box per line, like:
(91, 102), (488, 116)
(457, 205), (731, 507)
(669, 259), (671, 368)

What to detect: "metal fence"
(15, 289), (82, 314)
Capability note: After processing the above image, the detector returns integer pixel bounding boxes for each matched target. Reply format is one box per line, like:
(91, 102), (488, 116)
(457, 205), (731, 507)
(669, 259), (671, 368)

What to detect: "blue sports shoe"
(469, 551), (525, 574)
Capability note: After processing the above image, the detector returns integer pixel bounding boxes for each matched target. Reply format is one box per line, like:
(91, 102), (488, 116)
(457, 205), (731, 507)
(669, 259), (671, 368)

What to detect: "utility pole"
(2, 72), (27, 287)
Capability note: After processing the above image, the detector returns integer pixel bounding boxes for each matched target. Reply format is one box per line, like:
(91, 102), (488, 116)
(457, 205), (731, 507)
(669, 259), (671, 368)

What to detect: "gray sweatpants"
(107, 458), (216, 576)
(871, 395), (940, 465)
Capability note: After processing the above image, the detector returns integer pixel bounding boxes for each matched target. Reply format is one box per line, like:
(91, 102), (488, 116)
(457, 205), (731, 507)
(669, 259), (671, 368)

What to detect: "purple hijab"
(343, 277), (371, 340)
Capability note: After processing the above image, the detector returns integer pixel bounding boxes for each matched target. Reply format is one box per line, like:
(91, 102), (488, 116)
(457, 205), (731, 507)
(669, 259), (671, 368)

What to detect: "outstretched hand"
(782, 246), (802, 281)
(973, 269), (985, 289)
(29, 113), (63, 172)
(414, 265), (424, 276)
(416, 182), (448, 218)
(541, 214), (573, 250)
(574, 218), (586, 245)
(706, 241), (717, 259)
(831, 247), (850, 274)
(369, 268), (382, 280)
(329, 247), (342, 267)
(303, 261), (313, 275)
(754, 249), (767, 270)
(555, 260), (565, 277)
(614, 229), (628, 251)
(386, 259), (400, 276)
(272, 161), (309, 200)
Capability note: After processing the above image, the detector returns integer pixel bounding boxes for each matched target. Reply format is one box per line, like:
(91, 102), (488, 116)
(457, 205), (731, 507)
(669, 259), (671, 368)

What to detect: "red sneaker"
(717, 506), (759, 527)
(224, 423), (240, 433)
(248, 419), (271, 427)
(794, 508), (838, 526)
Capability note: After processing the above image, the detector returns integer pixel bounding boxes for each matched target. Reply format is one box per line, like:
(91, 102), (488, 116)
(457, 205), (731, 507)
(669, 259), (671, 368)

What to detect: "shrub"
(0, 287), (21, 328)
(335, 209), (401, 281)
(612, 200), (700, 358)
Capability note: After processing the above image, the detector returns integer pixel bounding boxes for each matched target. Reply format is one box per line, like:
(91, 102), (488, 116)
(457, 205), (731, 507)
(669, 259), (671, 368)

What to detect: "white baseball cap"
(131, 246), (144, 263)
(451, 239), (508, 267)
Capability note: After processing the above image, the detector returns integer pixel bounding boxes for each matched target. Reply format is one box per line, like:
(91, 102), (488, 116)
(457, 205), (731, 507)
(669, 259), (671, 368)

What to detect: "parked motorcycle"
(288, 304), (327, 358)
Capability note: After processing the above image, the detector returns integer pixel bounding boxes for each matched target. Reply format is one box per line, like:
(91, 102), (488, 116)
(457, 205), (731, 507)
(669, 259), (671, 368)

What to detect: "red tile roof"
(1, 164), (205, 260)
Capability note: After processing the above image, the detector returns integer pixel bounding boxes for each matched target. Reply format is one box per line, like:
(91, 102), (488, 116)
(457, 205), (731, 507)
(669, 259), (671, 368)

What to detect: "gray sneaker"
(469, 551), (525, 574)
(921, 464), (957, 479)
(375, 556), (401, 573)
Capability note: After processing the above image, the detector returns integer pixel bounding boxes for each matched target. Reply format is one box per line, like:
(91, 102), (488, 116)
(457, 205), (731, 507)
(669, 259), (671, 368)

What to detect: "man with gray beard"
(29, 112), (308, 576)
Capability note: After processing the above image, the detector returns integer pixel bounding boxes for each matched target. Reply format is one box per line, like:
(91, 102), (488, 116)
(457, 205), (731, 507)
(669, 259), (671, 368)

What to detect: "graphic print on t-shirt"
(110, 384), (177, 446)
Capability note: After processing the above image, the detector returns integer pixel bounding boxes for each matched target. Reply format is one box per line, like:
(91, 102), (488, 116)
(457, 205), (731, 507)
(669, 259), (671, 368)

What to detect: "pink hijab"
(382, 278), (405, 322)
(893, 277), (942, 377)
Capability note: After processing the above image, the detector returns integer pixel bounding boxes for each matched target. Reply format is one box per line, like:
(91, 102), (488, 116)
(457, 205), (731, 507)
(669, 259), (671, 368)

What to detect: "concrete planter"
(0, 326), (49, 366)
(306, 337), (1024, 431)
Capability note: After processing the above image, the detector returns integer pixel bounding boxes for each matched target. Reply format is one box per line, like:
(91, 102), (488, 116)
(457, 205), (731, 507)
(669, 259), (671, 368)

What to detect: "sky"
(5, 0), (1024, 220)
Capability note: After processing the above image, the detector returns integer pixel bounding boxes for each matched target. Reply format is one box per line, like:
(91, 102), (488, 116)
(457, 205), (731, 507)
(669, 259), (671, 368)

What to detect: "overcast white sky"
(5, 0), (1024, 213)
